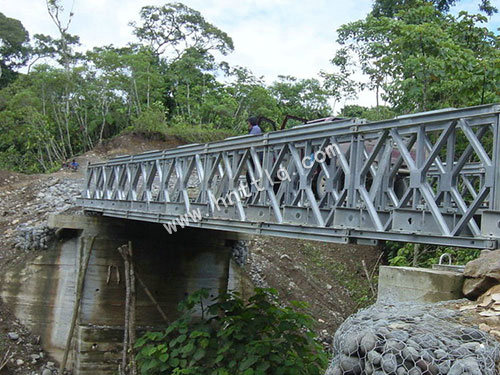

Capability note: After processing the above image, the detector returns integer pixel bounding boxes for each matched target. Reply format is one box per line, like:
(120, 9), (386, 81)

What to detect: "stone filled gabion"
(326, 303), (500, 375)
(15, 224), (55, 251)
(232, 240), (249, 266)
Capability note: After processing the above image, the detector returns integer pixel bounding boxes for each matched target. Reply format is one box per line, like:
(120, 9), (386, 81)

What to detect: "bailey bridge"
(3, 105), (500, 375)
(77, 104), (500, 249)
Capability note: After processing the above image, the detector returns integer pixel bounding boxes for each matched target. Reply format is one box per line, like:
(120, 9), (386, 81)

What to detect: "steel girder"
(77, 104), (500, 249)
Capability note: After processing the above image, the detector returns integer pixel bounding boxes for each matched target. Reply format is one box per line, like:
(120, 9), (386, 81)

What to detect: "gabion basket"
(326, 302), (500, 375)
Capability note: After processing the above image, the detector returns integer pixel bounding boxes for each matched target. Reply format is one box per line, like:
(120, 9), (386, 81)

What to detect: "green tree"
(372, 0), (498, 17)
(131, 3), (234, 60)
(270, 75), (332, 123)
(319, 70), (358, 113)
(0, 12), (30, 87)
(339, 104), (396, 121)
(333, 2), (500, 113)
(225, 66), (281, 131)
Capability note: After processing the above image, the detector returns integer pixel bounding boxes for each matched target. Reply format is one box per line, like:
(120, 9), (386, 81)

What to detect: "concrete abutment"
(0, 214), (247, 375)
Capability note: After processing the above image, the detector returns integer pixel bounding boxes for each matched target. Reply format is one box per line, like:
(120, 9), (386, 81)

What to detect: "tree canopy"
(0, 12), (30, 87)
(332, 1), (499, 112)
(0, 1), (498, 173)
(372, 0), (498, 17)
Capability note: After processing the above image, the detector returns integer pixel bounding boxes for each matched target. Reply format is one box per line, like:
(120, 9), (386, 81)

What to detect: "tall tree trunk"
(64, 90), (74, 156)
(146, 66), (151, 108)
(413, 244), (421, 267)
(186, 82), (191, 119)
(132, 78), (141, 117)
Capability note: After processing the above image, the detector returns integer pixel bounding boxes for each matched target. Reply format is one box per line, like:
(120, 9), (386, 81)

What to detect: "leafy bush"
(132, 102), (168, 133)
(120, 122), (236, 145)
(164, 124), (236, 144)
(386, 242), (480, 268)
(135, 289), (328, 375)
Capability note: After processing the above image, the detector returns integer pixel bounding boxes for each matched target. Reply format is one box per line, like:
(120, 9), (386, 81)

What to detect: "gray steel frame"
(77, 104), (500, 249)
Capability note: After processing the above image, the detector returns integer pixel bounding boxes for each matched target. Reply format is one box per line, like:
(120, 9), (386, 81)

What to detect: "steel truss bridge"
(78, 104), (500, 249)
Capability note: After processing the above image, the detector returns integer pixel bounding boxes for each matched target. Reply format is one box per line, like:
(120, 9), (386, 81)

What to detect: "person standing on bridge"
(246, 116), (262, 189)
(247, 116), (262, 135)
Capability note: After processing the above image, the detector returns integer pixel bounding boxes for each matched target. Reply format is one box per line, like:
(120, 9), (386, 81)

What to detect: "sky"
(1, 0), (499, 109)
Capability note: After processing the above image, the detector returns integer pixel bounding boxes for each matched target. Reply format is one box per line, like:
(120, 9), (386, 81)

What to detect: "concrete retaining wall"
(377, 265), (464, 303)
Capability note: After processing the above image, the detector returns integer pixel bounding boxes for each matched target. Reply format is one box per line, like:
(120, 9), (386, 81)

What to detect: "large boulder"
(463, 250), (500, 299)
(464, 250), (500, 280)
(463, 277), (497, 299)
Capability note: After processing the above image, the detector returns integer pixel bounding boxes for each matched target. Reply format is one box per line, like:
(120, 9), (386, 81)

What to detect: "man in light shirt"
(247, 116), (262, 135)
(246, 116), (262, 188)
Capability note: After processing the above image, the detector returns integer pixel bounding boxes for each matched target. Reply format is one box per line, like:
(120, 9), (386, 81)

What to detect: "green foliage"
(133, 102), (168, 133)
(333, 1), (499, 112)
(371, 0), (497, 17)
(385, 241), (481, 268)
(270, 75), (331, 123)
(164, 124), (236, 144)
(131, 3), (234, 58)
(0, 12), (30, 87)
(339, 105), (397, 121)
(135, 289), (328, 375)
(1, 0), (498, 174)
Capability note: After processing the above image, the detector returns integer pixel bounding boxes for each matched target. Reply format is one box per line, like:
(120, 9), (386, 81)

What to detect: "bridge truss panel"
(78, 104), (500, 249)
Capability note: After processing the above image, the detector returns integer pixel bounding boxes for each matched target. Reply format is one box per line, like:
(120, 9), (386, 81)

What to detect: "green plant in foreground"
(135, 288), (328, 375)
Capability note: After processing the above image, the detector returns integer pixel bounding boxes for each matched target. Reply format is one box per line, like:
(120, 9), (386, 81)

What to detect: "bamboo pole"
(59, 236), (96, 374)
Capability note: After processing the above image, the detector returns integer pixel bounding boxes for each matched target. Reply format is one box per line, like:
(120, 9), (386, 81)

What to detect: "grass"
(300, 243), (375, 308)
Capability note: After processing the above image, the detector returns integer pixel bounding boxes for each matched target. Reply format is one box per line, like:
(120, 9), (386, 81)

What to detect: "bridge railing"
(78, 104), (500, 249)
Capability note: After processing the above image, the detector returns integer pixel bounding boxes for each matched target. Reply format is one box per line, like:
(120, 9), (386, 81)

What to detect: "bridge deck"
(77, 104), (500, 249)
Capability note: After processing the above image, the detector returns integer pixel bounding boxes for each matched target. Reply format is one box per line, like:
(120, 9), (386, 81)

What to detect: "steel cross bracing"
(77, 104), (500, 249)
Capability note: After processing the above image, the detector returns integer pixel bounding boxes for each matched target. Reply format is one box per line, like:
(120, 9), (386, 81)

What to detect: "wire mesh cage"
(326, 302), (500, 375)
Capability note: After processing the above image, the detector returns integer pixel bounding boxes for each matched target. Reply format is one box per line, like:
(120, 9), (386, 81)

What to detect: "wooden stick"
(136, 274), (168, 322)
(60, 236), (96, 374)
(128, 241), (137, 375)
(116, 248), (168, 322)
(362, 259), (376, 297)
(119, 245), (131, 375)
(0, 348), (13, 371)
(369, 252), (384, 281)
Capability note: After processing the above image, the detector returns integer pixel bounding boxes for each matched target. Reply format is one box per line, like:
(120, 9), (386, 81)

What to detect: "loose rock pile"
(326, 302), (500, 375)
(14, 225), (55, 251)
(231, 240), (249, 266)
(35, 177), (83, 215)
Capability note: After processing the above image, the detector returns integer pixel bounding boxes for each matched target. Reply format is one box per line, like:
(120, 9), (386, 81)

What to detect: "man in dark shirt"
(247, 116), (262, 135)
